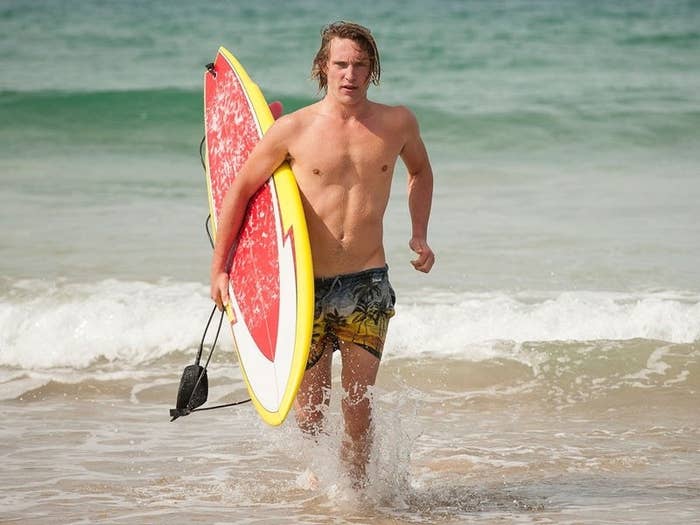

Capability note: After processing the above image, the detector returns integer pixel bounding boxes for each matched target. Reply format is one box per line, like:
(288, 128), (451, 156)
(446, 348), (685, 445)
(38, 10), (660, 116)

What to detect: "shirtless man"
(210, 21), (435, 484)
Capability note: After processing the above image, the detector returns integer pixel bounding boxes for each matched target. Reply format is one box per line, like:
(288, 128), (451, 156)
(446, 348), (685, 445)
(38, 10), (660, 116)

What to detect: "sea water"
(1, 1), (699, 523)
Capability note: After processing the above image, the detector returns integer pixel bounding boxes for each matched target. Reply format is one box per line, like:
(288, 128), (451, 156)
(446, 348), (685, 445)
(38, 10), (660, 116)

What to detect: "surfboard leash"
(200, 134), (216, 251)
(170, 301), (252, 421)
(188, 304), (252, 415)
(168, 133), (252, 422)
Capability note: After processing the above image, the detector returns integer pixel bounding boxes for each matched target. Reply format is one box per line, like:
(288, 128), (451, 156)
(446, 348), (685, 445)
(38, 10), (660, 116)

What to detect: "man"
(210, 21), (434, 485)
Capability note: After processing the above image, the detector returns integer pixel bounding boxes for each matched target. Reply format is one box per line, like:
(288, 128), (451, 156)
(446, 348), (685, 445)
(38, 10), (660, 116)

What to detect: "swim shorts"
(306, 265), (396, 369)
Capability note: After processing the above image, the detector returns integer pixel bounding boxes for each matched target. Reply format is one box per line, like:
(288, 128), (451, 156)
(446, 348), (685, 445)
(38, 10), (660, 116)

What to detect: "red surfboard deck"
(203, 47), (313, 425)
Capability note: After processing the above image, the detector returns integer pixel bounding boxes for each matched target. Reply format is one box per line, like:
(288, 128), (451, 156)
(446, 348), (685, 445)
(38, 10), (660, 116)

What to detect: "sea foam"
(387, 290), (700, 358)
(0, 279), (214, 369)
(1, 279), (698, 370)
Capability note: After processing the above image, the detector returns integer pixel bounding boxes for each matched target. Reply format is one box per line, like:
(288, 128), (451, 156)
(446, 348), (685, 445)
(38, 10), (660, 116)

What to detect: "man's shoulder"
(369, 102), (418, 132)
(275, 102), (321, 128)
(370, 101), (414, 119)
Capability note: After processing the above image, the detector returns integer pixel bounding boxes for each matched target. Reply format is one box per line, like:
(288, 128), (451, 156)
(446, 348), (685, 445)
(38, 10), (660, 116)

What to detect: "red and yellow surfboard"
(203, 47), (313, 426)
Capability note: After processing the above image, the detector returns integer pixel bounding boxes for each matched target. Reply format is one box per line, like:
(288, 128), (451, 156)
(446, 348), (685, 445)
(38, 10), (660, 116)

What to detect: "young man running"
(211, 21), (435, 485)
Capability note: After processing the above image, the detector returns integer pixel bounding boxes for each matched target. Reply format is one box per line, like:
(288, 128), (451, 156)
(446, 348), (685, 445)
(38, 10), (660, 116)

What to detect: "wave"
(0, 88), (316, 155)
(388, 290), (700, 360)
(2, 87), (699, 159)
(619, 31), (700, 49)
(1, 279), (698, 370)
(1, 88), (202, 155)
(415, 105), (700, 155)
(0, 279), (213, 369)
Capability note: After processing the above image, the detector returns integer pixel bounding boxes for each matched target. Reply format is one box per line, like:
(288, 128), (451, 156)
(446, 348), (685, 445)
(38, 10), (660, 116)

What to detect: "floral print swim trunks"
(306, 265), (396, 369)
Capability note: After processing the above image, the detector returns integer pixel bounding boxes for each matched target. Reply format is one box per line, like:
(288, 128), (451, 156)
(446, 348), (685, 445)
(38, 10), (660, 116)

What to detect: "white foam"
(386, 290), (700, 359)
(1, 280), (698, 370)
(0, 279), (220, 369)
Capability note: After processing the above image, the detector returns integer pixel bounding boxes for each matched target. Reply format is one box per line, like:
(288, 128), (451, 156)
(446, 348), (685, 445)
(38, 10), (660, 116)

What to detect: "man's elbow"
(408, 164), (433, 182)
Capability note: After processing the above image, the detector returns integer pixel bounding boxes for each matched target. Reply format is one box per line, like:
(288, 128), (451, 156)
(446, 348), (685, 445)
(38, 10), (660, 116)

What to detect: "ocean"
(1, 0), (699, 523)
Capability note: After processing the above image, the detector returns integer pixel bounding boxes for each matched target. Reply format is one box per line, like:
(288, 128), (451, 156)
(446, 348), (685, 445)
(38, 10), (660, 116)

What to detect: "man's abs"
(302, 193), (387, 277)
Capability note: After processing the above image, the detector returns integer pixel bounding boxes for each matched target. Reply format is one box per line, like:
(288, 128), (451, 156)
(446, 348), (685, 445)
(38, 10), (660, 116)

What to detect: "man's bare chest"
(292, 122), (401, 177)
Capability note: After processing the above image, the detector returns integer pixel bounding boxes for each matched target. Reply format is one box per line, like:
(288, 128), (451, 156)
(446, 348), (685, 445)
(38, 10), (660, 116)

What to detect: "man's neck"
(321, 96), (372, 121)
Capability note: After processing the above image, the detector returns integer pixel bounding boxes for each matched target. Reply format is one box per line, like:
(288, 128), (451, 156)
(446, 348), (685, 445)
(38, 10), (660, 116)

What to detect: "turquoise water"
(1, 1), (699, 523)
(2, 0), (699, 290)
(4, 1), (700, 159)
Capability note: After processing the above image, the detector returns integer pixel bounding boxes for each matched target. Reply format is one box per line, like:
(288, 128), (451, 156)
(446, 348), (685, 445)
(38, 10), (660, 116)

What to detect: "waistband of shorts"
(314, 264), (389, 284)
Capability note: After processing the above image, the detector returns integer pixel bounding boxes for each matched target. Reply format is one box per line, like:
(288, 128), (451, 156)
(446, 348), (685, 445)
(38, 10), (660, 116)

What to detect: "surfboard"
(203, 47), (314, 426)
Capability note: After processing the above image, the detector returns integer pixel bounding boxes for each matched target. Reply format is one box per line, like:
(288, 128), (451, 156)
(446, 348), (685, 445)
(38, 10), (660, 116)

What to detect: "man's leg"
(339, 341), (381, 486)
(294, 338), (333, 436)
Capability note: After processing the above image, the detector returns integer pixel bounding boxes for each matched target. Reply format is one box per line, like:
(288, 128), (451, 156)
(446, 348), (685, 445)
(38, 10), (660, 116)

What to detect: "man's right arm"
(210, 116), (295, 310)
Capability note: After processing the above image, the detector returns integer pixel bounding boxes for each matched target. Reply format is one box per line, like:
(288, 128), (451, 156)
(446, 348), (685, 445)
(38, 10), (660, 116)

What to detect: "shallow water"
(2, 0), (699, 522)
(3, 344), (698, 524)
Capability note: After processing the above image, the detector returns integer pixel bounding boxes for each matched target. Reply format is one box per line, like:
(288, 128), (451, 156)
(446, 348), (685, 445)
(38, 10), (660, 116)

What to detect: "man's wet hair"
(311, 21), (381, 92)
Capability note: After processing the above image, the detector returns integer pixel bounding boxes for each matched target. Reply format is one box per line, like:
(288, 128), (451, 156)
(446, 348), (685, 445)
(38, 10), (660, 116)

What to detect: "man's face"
(325, 37), (371, 104)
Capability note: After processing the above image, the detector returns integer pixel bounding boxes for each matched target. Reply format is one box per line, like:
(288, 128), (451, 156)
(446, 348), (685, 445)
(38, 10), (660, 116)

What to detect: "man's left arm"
(399, 108), (435, 273)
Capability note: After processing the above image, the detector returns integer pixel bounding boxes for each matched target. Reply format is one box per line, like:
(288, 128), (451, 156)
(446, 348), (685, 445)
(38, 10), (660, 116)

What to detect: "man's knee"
(342, 391), (373, 437)
(344, 379), (370, 405)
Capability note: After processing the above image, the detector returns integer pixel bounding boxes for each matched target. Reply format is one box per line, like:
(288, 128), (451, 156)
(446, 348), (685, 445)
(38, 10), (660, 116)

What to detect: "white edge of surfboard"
(228, 178), (297, 413)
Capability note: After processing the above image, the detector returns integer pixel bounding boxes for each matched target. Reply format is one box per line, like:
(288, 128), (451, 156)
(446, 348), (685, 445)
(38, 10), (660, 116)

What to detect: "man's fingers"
(220, 284), (229, 309)
(211, 273), (230, 311)
(212, 292), (223, 311)
(411, 249), (435, 273)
